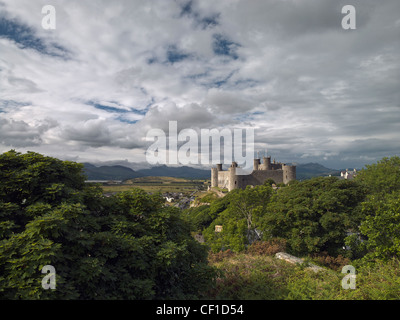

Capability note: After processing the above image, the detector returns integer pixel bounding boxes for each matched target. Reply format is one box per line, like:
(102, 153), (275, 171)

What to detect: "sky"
(0, 0), (399, 170)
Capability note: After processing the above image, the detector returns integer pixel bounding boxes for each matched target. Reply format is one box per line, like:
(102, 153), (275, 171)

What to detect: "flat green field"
(99, 176), (209, 194)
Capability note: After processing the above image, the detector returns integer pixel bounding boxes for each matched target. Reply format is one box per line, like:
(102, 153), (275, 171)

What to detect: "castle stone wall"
(283, 164), (296, 184)
(211, 168), (218, 187)
(217, 171), (230, 189)
(211, 156), (296, 191)
(250, 169), (285, 184)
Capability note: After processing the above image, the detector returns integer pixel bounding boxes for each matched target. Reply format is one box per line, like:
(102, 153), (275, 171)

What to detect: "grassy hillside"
(205, 249), (400, 300)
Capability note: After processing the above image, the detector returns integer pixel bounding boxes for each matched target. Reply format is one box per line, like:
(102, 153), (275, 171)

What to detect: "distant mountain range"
(82, 163), (211, 180)
(83, 163), (143, 181)
(82, 162), (342, 181)
(293, 163), (341, 180)
(135, 165), (210, 179)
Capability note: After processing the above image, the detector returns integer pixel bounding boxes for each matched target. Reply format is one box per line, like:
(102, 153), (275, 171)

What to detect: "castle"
(211, 156), (296, 191)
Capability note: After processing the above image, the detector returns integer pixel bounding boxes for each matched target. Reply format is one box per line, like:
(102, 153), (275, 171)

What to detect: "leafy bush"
(208, 249), (235, 264)
(338, 258), (400, 300)
(207, 250), (400, 300)
(203, 185), (273, 253)
(0, 150), (217, 300)
(284, 268), (342, 300)
(311, 251), (351, 271)
(355, 156), (400, 197)
(262, 177), (366, 256)
(183, 205), (212, 232)
(206, 253), (292, 300)
(246, 239), (287, 256)
(358, 192), (400, 261)
(204, 156), (400, 300)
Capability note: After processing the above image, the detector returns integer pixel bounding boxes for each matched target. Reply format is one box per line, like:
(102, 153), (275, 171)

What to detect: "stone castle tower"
(211, 156), (296, 191)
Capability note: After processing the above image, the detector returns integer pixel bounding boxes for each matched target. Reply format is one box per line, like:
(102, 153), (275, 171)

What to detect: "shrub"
(0, 150), (217, 300)
(208, 249), (235, 264)
(311, 251), (351, 271)
(247, 239), (287, 256)
(263, 177), (366, 256)
(206, 253), (292, 300)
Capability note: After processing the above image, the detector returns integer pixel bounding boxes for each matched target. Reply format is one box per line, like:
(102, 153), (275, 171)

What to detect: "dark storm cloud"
(0, 117), (55, 147)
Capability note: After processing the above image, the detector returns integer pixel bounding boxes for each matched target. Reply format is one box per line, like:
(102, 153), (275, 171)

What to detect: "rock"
(275, 252), (325, 272)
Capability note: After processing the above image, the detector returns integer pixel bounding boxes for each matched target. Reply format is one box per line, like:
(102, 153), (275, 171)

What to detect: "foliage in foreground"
(2, 150), (400, 300)
(190, 156), (400, 300)
(190, 177), (366, 257)
(206, 249), (400, 300)
(0, 150), (216, 300)
(186, 156), (400, 265)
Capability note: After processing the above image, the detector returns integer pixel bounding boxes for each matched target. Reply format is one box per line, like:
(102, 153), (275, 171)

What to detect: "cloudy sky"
(0, 0), (399, 170)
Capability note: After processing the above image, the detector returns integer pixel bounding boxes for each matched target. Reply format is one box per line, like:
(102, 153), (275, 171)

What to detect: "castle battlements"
(211, 156), (296, 191)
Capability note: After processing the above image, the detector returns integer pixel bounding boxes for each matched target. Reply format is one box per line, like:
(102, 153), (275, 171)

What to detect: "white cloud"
(0, 0), (399, 169)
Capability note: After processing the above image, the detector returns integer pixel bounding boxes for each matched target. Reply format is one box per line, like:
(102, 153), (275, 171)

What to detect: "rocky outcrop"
(275, 252), (325, 272)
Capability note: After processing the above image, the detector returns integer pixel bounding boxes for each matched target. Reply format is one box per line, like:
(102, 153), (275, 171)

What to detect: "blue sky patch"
(115, 116), (139, 124)
(179, 0), (219, 29)
(180, 0), (194, 17)
(199, 15), (219, 29)
(166, 45), (192, 64)
(90, 101), (148, 116)
(210, 70), (236, 89)
(0, 16), (69, 58)
(0, 99), (31, 113)
(92, 103), (129, 114)
(212, 34), (240, 60)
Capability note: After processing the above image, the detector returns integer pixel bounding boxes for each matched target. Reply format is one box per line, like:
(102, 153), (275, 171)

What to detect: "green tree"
(203, 185), (273, 252)
(0, 150), (216, 299)
(352, 192), (400, 261)
(345, 156), (400, 261)
(263, 177), (365, 256)
(182, 188), (239, 235)
(182, 205), (212, 233)
(263, 178), (276, 187)
(355, 156), (400, 197)
(230, 185), (273, 243)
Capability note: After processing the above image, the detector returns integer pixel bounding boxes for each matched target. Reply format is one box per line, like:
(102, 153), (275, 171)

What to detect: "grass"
(125, 176), (195, 183)
(207, 253), (296, 299)
(205, 250), (400, 300)
(102, 184), (199, 193)
(99, 176), (209, 194)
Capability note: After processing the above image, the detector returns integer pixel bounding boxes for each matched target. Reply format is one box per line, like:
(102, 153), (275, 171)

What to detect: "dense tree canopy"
(263, 177), (366, 256)
(355, 156), (400, 197)
(357, 193), (400, 260)
(202, 185), (274, 252)
(349, 156), (400, 261)
(0, 150), (216, 300)
(2, 149), (400, 300)
(195, 177), (366, 256)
